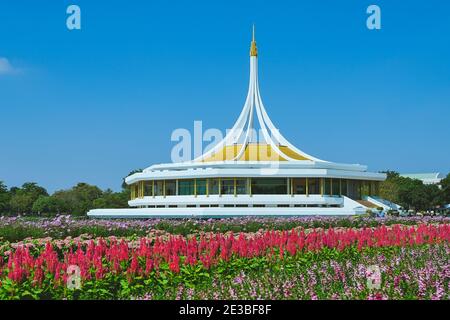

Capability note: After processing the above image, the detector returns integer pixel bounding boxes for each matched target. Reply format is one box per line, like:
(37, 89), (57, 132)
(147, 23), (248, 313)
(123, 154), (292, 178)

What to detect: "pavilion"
(88, 28), (390, 218)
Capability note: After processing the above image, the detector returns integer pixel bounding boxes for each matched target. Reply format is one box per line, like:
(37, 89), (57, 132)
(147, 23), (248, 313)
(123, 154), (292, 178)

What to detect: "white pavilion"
(88, 28), (390, 218)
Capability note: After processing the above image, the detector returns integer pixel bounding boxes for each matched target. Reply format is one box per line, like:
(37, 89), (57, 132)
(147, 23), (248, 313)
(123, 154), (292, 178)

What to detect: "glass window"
(347, 180), (361, 199)
(135, 184), (140, 198)
(236, 179), (248, 194)
(293, 178), (306, 194)
(144, 181), (153, 197)
(208, 179), (219, 195)
(178, 180), (195, 195)
(324, 178), (331, 195)
(130, 184), (134, 199)
(154, 181), (164, 196)
(341, 179), (348, 196)
(221, 179), (234, 195)
(251, 178), (288, 195)
(165, 180), (176, 196)
(332, 179), (340, 196)
(196, 179), (207, 195)
(308, 178), (320, 195)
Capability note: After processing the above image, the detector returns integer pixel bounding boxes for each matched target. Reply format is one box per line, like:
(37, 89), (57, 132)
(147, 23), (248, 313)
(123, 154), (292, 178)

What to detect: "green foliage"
(51, 183), (103, 216)
(32, 195), (66, 215)
(9, 182), (48, 215)
(92, 189), (130, 209)
(380, 171), (447, 211)
(0, 177), (132, 216)
(0, 181), (11, 214)
(440, 173), (450, 204)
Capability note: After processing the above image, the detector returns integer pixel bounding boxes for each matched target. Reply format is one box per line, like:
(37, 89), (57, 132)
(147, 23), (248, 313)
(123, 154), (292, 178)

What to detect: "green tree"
(52, 183), (103, 215)
(379, 171), (446, 211)
(93, 189), (129, 209)
(379, 171), (400, 204)
(0, 181), (11, 214)
(10, 193), (34, 215)
(32, 195), (65, 216)
(9, 182), (48, 215)
(440, 173), (450, 204)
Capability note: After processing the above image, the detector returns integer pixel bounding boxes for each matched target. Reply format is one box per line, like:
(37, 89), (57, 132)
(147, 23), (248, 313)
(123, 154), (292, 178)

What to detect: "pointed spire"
(250, 24), (258, 57)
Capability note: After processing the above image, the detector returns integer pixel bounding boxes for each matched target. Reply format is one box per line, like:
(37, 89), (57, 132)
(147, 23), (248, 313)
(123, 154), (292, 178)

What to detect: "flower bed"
(0, 215), (448, 242)
(0, 223), (448, 300)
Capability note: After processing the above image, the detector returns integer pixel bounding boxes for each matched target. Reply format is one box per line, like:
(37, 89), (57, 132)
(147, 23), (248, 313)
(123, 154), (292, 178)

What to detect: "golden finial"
(250, 24), (257, 57)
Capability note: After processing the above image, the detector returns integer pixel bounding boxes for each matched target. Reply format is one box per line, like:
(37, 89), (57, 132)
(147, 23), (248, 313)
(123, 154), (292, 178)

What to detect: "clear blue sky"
(1, 0), (449, 193)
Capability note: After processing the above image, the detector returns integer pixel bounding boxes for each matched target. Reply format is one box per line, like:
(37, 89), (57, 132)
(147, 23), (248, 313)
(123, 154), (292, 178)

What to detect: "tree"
(51, 183), (103, 215)
(10, 193), (34, 215)
(93, 189), (129, 209)
(21, 182), (48, 198)
(379, 171), (447, 211)
(379, 171), (400, 204)
(32, 195), (65, 216)
(440, 173), (450, 204)
(9, 182), (48, 215)
(0, 181), (11, 214)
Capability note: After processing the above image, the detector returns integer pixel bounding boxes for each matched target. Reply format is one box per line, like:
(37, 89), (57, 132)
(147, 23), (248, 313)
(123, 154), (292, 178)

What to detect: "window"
(324, 178), (331, 195)
(221, 179), (234, 195)
(154, 181), (164, 196)
(293, 178), (306, 194)
(236, 179), (248, 194)
(178, 180), (194, 195)
(346, 180), (361, 199)
(144, 181), (153, 197)
(251, 178), (288, 195)
(308, 178), (320, 195)
(196, 179), (207, 195)
(332, 179), (340, 196)
(131, 183), (138, 199)
(208, 179), (219, 195)
(165, 180), (176, 196)
(341, 179), (348, 196)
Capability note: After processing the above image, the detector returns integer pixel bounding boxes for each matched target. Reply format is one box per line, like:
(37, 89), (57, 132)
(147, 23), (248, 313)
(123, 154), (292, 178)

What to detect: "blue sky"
(0, 0), (449, 193)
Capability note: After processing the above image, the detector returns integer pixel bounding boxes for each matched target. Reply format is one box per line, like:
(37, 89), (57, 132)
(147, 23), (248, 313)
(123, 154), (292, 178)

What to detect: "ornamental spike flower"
(0, 222), (448, 298)
(169, 254), (180, 273)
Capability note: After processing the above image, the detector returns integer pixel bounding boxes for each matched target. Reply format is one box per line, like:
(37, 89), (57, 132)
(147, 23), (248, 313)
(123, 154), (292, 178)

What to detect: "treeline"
(380, 171), (450, 211)
(0, 181), (129, 216)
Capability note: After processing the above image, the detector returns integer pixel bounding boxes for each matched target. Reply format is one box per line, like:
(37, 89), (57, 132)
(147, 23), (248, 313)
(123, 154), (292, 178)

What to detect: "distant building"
(400, 173), (445, 186)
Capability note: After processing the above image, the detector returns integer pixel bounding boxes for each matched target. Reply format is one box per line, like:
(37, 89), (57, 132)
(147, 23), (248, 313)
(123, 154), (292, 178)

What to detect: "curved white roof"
(126, 28), (386, 184)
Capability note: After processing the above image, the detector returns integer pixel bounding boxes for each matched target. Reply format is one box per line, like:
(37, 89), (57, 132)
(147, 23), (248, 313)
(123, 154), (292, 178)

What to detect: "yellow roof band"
(199, 144), (310, 162)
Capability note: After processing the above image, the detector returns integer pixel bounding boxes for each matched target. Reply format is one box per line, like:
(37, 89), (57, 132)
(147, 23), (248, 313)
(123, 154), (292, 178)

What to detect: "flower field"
(0, 217), (449, 300)
(1, 215), (448, 241)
